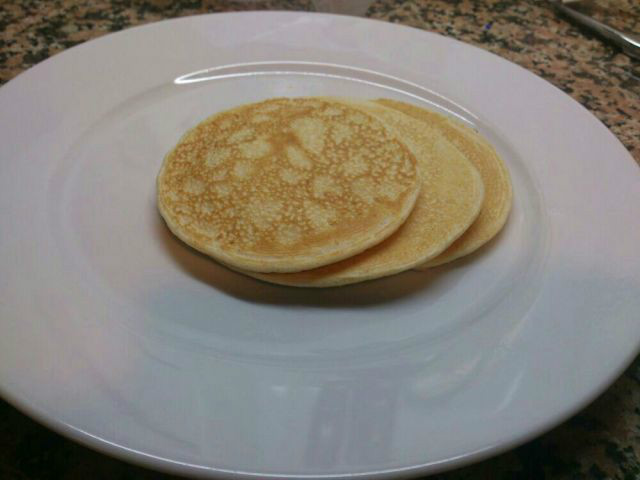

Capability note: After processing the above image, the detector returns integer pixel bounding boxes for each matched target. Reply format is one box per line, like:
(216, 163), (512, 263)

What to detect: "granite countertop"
(0, 1), (639, 479)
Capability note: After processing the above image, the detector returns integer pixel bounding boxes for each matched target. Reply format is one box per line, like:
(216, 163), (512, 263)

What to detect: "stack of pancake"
(157, 97), (512, 287)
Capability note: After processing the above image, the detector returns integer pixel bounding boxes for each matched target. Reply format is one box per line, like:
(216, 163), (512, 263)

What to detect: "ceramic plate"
(1, 12), (639, 479)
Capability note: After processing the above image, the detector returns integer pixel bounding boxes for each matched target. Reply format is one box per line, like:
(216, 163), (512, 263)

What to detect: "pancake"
(157, 97), (421, 273)
(244, 99), (484, 287)
(376, 99), (513, 268)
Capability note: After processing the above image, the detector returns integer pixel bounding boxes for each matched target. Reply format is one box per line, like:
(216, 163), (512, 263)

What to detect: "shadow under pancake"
(154, 214), (446, 308)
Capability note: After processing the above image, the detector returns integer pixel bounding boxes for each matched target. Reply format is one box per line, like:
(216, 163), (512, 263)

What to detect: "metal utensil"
(552, 1), (640, 60)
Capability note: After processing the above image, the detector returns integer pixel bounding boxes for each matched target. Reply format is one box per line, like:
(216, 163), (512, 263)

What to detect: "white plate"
(1, 11), (639, 479)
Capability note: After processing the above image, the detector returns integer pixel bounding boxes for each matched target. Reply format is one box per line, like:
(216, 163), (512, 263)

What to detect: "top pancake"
(245, 99), (484, 287)
(376, 99), (513, 268)
(157, 97), (421, 273)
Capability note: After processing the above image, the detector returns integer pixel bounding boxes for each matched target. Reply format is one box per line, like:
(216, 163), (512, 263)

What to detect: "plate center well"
(49, 63), (547, 367)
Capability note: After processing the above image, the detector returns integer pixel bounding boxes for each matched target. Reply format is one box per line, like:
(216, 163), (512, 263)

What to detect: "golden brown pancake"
(376, 99), (513, 268)
(157, 97), (421, 273)
(243, 99), (484, 287)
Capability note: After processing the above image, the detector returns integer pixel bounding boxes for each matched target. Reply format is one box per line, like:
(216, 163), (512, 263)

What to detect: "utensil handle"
(554, 2), (640, 60)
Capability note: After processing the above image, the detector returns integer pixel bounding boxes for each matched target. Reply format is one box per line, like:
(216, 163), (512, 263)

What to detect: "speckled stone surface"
(1, 1), (639, 479)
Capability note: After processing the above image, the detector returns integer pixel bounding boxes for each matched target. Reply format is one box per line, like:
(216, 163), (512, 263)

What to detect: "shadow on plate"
(153, 214), (463, 308)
